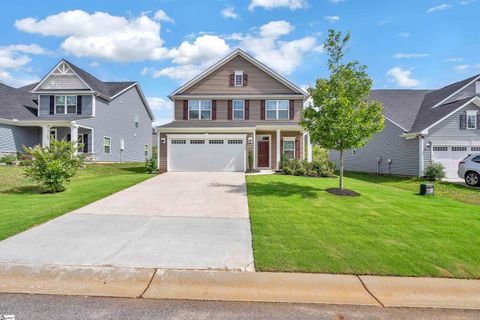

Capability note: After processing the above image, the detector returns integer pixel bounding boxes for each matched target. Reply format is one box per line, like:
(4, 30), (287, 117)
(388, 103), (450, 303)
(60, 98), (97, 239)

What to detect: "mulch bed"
(325, 188), (361, 197)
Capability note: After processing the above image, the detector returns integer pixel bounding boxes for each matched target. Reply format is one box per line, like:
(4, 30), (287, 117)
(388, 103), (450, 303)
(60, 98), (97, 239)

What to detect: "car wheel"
(465, 171), (480, 187)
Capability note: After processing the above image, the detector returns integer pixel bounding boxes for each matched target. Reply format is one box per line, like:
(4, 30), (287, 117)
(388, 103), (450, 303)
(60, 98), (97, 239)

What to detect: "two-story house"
(155, 49), (311, 172)
(330, 74), (480, 179)
(0, 59), (154, 162)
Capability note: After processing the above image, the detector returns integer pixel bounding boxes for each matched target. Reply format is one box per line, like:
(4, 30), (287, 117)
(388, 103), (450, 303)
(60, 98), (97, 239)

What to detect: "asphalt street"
(1, 293), (480, 320)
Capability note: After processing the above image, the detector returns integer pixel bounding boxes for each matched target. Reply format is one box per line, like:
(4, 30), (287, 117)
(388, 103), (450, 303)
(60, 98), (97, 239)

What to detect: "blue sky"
(0, 0), (479, 125)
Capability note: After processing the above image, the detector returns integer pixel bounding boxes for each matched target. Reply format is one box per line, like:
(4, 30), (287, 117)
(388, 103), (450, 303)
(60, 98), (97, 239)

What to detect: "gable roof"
(370, 89), (431, 131)
(20, 59), (155, 121)
(0, 83), (39, 121)
(423, 73), (480, 109)
(169, 49), (308, 99)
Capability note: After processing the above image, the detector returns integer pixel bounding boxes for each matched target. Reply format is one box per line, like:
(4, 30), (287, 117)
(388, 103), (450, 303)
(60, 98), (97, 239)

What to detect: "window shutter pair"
(227, 100), (249, 120)
(460, 114), (467, 130)
(260, 100), (265, 120)
(289, 100), (295, 120)
(77, 96), (83, 115)
(212, 100), (217, 120)
(49, 96), (54, 115)
(183, 100), (188, 120)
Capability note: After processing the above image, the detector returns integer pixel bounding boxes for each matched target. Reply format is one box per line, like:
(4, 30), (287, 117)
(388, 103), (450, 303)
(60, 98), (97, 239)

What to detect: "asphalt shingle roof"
(0, 84), (38, 120)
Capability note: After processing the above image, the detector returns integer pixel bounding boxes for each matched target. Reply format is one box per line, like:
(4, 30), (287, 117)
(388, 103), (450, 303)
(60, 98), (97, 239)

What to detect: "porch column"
(253, 131), (256, 170)
(306, 133), (312, 162)
(41, 125), (51, 148)
(276, 129), (281, 170)
(70, 124), (79, 155)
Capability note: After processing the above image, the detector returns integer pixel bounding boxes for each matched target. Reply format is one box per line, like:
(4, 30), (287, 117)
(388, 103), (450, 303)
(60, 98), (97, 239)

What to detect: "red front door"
(258, 141), (269, 168)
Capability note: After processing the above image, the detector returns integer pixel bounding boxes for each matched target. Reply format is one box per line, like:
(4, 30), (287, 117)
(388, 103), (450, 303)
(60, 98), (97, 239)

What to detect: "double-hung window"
(266, 100), (289, 120)
(134, 114), (139, 128)
(283, 138), (295, 159)
(234, 71), (243, 86)
(55, 95), (77, 114)
(233, 100), (245, 120)
(188, 100), (212, 120)
(103, 137), (111, 154)
(466, 110), (477, 129)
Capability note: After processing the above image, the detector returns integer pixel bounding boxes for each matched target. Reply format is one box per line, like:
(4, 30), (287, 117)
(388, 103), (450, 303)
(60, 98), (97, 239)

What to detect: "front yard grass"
(247, 174), (480, 278)
(0, 163), (152, 241)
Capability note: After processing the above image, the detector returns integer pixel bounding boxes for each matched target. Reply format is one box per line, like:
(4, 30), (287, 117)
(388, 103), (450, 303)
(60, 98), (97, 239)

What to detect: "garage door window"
(209, 139), (224, 144)
(433, 146), (448, 152)
(452, 146), (467, 152)
(171, 139), (186, 144)
(188, 100), (212, 120)
(228, 139), (243, 144)
(190, 139), (205, 144)
(472, 147), (480, 152)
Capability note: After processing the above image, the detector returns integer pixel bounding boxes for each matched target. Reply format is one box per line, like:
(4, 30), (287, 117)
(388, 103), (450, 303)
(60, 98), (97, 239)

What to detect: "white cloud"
(393, 53), (429, 59)
(221, 7), (239, 19)
(259, 20), (293, 37)
(427, 3), (452, 13)
(443, 57), (463, 62)
(167, 35), (230, 66)
(153, 10), (175, 23)
(324, 16), (340, 23)
(378, 18), (391, 26)
(329, 0), (345, 3)
(0, 44), (46, 69)
(0, 69), (40, 87)
(454, 64), (480, 72)
(248, 0), (308, 11)
(147, 97), (173, 110)
(398, 32), (411, 38)
(387, 67), (420, 87)
(15, 10), (168, 62)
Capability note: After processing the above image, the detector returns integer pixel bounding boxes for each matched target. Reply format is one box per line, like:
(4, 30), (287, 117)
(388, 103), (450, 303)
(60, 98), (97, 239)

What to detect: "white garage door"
(168, 135), (246, 172)
(432, 145), (480, 178)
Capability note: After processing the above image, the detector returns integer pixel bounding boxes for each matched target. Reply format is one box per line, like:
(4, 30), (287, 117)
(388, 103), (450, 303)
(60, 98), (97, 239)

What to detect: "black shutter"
(212, 100), (216, 120)
(49, 96), (54, 115)
(77, 96), (83, 115)
(83, 134), (88, 153)
(460, 114), (467, 130)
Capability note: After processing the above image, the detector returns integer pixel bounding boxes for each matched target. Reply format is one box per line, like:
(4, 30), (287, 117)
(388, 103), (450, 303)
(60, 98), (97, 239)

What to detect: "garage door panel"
(168, 137), (245, 172)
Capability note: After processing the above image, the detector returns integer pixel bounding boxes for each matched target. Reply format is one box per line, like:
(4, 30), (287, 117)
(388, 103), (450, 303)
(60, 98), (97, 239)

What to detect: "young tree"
(301, 29), (384, 191)
(23, 139), (85, 193)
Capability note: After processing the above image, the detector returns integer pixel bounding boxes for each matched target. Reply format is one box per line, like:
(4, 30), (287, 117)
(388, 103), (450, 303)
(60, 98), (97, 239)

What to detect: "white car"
(458, 153), (480, 187)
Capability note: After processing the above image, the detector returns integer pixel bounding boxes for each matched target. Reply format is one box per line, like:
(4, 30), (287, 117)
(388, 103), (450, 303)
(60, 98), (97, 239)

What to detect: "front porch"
(40, 123), (94, 160)
(250, 129), (312, 171)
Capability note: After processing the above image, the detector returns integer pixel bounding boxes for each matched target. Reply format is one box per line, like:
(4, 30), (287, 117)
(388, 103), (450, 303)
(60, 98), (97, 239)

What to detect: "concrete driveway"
(0, 172), (254, 271)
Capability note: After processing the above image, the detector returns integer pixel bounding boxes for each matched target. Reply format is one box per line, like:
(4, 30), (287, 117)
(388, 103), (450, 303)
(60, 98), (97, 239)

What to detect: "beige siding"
(183, 56), (297, 95)
(174, 99), (303, 122)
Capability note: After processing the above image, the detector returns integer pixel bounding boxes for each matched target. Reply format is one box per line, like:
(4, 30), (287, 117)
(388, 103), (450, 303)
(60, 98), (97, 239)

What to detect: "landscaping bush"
(0, 154), (17, 165)
(424, 162), (446, 181)
(22, 140), (85, 193)
(282, 158), (335, 178)
(145, 157), (157, 174)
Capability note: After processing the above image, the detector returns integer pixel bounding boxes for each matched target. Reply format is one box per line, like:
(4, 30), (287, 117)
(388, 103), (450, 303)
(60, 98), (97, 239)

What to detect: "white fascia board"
(431, 75), (480, 109)
(173, 94), (306, 100)
(0, 118), (74, 126)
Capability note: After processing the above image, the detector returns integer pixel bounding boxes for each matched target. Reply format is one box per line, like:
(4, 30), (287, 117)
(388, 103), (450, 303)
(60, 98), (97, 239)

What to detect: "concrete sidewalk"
(1, 263), (480, 310)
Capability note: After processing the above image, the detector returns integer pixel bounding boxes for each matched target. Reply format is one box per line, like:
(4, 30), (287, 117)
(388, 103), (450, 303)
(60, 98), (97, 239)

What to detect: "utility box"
(420, 184), (435, 196)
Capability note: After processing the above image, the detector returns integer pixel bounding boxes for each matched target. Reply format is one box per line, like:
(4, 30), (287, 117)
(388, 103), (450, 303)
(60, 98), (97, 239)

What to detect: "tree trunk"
(339, 149), (344, 190)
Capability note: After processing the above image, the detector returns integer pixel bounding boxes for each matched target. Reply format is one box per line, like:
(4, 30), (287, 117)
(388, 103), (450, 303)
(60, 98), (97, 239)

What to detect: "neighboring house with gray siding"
(330, 75), (480, 178)
(0, 59), (154, 162)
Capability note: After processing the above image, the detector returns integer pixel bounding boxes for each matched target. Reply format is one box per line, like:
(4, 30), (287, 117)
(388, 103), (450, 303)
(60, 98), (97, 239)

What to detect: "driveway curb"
(1, 264), (480, 310)
(0, 263), (155, 298)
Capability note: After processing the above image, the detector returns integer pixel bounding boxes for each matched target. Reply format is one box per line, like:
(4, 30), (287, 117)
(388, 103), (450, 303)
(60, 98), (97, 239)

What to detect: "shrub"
(0, 154), (17, 165)
(247, 151), (254, 172)
(424, 162), (446, 181)
(145, 157), (157, 174)
(22, 140), (85, 193)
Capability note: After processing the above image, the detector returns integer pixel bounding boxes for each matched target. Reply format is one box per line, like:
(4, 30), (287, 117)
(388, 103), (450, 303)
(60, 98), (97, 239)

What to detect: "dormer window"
(234, 71), (243, 86)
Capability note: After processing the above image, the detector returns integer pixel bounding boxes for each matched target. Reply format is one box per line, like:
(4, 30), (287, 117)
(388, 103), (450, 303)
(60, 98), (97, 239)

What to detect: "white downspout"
(276, 129), (281, 170)
(419, 135), (424, 177)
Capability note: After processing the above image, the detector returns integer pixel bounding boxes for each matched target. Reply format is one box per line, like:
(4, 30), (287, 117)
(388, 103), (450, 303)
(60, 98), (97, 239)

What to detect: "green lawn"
(0, 163), (152, 241)
(247, 173), (480, 278)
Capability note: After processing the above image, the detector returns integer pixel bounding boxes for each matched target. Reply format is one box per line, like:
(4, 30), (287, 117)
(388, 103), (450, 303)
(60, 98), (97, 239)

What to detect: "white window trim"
(232, 100), (245, 120)
(188, 100), (212, 120)
(54, 95), (77, 115)
(265, 100), (289, 120)
(466, 110), (478, 129)
(234, 70), (244, 87)
(103, 136), (111, 154)
(282, 136), (296, 159)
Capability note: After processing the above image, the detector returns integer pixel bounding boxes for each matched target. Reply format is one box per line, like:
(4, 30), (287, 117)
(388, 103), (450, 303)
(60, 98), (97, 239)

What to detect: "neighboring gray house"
(330, 74), (480, 178)
(0, 59), (154, 162)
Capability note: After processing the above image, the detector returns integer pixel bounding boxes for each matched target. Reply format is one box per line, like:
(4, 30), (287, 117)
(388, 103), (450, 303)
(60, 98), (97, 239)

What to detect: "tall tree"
(301, 29), (384, 191)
